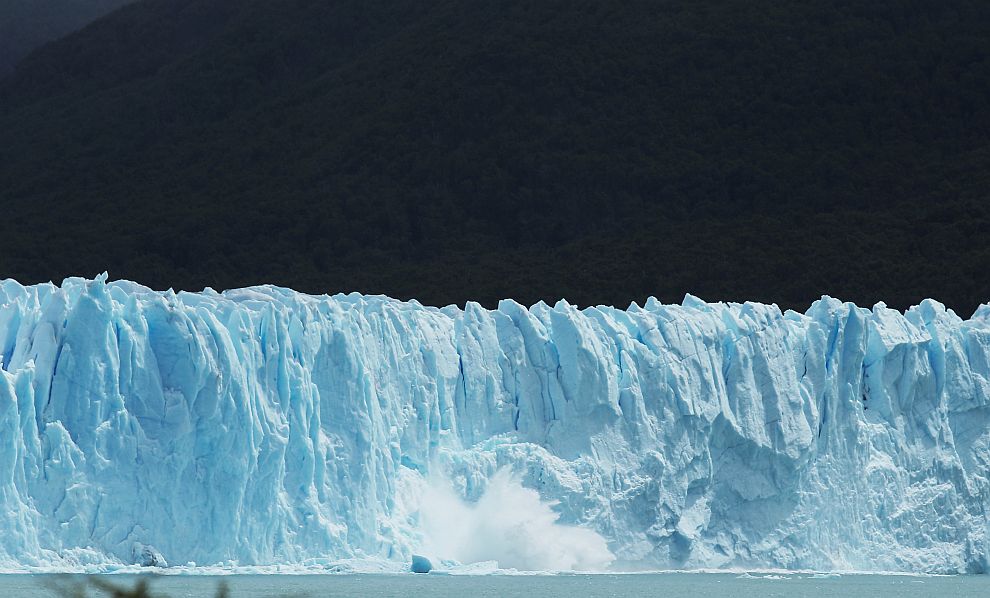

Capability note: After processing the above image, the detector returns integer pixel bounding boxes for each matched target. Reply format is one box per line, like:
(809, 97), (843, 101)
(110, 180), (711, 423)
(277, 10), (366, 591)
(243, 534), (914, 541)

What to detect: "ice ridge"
(0, 275), (988, 573)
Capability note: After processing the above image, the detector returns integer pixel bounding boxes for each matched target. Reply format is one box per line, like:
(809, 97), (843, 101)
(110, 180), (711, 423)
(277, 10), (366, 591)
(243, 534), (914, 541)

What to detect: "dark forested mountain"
(1, 0), (988, 313)
(0, 0), (135, 76)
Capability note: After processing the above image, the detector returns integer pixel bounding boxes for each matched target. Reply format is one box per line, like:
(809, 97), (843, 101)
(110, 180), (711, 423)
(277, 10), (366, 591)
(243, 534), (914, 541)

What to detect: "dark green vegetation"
(0, 0), (134, 76)
(1, 0), (988, 314)
(47, 576), (229, 598)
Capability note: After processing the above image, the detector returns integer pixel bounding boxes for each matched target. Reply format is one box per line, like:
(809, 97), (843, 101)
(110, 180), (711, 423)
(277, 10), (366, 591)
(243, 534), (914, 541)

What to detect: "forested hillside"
(1, 0), (988, 313)
(0, 0), (134, 75)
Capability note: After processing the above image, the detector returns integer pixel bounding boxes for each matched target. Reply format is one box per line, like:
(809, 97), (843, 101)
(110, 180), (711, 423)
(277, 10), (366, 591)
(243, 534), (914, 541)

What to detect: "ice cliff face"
(0, 275), (988, 573)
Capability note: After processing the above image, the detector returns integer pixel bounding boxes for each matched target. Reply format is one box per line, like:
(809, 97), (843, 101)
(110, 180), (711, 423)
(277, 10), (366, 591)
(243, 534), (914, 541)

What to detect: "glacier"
(0, 275), (989, 573)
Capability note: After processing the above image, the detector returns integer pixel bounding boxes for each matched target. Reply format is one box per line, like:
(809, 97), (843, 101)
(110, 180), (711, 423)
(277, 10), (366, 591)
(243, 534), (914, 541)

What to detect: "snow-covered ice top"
(0, 275), (988, 573)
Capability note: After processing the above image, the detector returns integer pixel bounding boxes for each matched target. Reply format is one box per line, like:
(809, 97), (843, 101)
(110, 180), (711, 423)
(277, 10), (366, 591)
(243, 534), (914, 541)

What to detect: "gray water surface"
(7, 572), (989, 597)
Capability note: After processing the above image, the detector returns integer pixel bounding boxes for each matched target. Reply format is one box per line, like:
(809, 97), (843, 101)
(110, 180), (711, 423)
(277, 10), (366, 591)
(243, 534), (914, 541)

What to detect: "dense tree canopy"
(1, 0), (988, 313)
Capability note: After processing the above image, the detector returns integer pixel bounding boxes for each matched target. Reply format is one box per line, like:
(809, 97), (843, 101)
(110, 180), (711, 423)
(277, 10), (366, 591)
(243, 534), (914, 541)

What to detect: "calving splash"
(0, 276), (989, 573)
(416, 470), (613, 571)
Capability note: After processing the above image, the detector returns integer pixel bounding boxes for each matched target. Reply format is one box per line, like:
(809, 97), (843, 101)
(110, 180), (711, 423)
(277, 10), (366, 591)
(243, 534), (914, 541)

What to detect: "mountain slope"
(1, 0), (988, 312)
(0, 0), (135, 76)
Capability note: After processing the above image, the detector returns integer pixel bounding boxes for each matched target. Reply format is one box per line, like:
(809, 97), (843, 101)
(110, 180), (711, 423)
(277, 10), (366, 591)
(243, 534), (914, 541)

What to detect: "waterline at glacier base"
(0, 276), (988, 574)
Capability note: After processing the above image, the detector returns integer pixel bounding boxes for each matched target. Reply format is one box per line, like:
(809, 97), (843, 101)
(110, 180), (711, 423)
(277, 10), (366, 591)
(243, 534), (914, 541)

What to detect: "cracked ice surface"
(0, 275), (988, 573)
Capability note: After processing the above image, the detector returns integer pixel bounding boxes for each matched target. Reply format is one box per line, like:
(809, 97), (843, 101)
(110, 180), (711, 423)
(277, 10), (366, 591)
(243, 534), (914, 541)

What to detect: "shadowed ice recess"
(0, 275), (988, 573)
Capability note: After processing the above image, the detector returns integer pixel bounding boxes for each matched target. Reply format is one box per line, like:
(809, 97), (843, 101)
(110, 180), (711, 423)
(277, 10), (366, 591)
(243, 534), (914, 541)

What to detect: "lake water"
(4, 572), (989, 598)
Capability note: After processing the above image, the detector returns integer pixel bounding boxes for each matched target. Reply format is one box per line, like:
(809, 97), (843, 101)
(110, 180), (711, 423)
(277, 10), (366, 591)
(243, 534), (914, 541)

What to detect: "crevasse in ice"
(0, 275), (988, 573)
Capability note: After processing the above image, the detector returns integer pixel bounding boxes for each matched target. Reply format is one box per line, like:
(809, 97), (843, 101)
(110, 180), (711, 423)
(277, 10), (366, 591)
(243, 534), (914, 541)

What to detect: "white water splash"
(417, 469), (614, 571)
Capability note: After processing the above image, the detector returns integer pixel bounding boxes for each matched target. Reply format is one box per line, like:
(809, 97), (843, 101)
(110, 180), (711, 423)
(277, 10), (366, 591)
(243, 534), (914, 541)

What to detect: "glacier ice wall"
(0, 275), (989, 573)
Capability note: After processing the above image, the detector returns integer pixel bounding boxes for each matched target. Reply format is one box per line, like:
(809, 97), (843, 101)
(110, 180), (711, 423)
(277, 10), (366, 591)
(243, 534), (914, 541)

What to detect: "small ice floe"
(411, 554), (433, 573)
(131, 543), (168, 568)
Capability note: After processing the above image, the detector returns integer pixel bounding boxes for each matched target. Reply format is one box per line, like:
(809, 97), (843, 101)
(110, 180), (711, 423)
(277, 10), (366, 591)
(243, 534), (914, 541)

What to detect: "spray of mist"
(417, 469), (614, 571)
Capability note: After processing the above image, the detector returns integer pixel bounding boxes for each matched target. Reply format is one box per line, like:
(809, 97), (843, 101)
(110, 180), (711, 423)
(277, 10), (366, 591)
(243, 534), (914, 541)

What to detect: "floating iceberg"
(0, 275), (988, 573)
